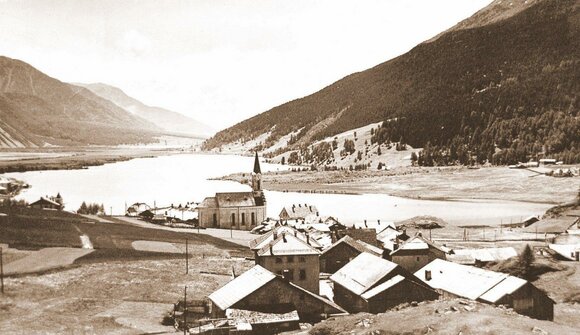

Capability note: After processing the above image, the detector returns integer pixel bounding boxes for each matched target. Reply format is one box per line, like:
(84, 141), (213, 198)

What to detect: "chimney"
(364, 221), (368, 228)
(282, 232), (287, 243)
(403, 229), (407, 235)
(316, 212), (319, 216)
(306, 234), (310, 245)
(378, 219), (381, 225)
(294, 230), (298, 237)
(299, 204), (301, 207)
(273, 231), (278, 240)
(282, 269), (290, 281)
(425, 270), (432, 281)
(269, 244), (273, 255)
(309, 205), (312, 211)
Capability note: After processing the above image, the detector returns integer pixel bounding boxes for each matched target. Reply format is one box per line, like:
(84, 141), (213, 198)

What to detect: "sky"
(0, 0), (492, 131)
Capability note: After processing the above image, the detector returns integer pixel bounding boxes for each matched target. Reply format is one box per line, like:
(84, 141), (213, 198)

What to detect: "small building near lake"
(330, 252), (438, 313)
(390, 233), (446, 273)
(197, 152), (267, 231)
(415, 259), (554, 320)
(320, 235), (383, 274)
(208, 265), (346, 323)
(29, 196), (63, 210)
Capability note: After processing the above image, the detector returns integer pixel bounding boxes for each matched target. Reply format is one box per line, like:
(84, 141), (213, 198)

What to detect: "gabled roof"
(330, 252), (399, 296)
(30, 197), (61, 207)
(524, 217), (579, 234)
(280, 204), (318, 219)
(256, 232), (320, 257)
(414, 259), (508, 300)
(209, 265), (277, 310)
(321, 236), (381, 257)
(360, 275), (405, 300)
(390, 234), (445, 255)
(249, 225), (322, 250)
(209, 265), (347, 314)
(216, 192), (256, 207)
(479, 276), (527, 303)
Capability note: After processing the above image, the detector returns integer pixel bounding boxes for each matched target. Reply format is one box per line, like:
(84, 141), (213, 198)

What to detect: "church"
(197, 152), (267, 230)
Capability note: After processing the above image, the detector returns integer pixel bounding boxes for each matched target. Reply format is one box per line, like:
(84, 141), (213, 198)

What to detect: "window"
(231, 213), (236, 224)
(212, 213), (217, 225)
(299, 256), (306, 263)
(251, 212), (256, 225)
(299, 269), (306, 280)
(287, 256), (294, 263)
(416, 257), (420, 262)
(241, 213), (246, 225)
(275, 257), (283, 264)
(286, 270), (294, 280)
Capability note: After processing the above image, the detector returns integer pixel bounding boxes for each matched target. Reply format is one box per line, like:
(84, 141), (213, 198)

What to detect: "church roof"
(216, 192), (256, 207)
(253, 152), (261, 174)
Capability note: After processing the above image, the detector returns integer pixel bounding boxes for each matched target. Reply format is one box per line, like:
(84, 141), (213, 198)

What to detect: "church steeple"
(252, 152), (262, 194)
(253, 151), (261, 174)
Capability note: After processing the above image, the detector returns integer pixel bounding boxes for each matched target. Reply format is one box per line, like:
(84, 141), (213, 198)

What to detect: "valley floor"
(220, 165), (580, 205)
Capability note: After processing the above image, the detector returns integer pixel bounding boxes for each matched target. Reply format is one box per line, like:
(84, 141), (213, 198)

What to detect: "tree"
(377, 145), (382, 155)
(78, 201), (88, 214)
(411, 152), (418, 165)
(281, 156), (285, 165)
(519, 244), (535, 278)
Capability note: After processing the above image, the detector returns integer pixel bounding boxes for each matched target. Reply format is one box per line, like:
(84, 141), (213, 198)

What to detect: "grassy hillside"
(0, 56), (161, 147)
(204, 0), (579, 165)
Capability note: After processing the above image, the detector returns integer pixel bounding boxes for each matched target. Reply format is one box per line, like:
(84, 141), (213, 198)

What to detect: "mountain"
(203, 0), (579, 166)
(0, 56), (160, 147)
(78, 83), (213, 138)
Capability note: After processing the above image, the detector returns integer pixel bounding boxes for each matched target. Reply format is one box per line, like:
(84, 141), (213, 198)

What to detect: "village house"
(376, 225), (410, 255)
(333, 227), (381, 248)
(29, 193), (63, 210)
(279, 203), (319, 220)
(390, 233), (447, 273)
(415, 259), (554, 320)
(320, 235), (383, 274)
(254, 231), (321, 294)
(447, 247), (518, 266)
(523, 216), (580, 235)
(330, 252), (438, 313)
(197, 152), (266, 230)
(249, 226), (323, 255)
(208, 265), (346, 323)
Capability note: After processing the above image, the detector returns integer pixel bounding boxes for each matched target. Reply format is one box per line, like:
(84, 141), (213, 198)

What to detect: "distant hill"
(0, 56), (160, 147)
(204, 0), (579, 166)
(78, 83), (213, 138)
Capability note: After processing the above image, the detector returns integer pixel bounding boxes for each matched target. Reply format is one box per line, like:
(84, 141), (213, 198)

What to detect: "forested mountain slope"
(204, 0), (579, 165)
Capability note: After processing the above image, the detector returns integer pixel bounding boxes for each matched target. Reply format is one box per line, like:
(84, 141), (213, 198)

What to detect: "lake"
(5, 153), (551, 226)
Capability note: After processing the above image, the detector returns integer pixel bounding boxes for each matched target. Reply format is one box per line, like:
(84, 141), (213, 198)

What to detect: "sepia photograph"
(0, 0), (578, 334)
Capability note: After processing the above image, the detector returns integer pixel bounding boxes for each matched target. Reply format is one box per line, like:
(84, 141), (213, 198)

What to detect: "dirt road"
(3, 247), (94, 276)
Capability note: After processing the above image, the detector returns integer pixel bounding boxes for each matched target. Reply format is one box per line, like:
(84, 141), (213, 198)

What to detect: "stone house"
(208, 265), (346, 322)
(330, 252), (437, 313)
(320, 235), (383, 274)
(390, 233), (446, 273)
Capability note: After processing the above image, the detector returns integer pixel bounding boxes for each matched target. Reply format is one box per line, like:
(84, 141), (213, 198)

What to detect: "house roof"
(390, 235), (445, 256)
(198, 197), (217, 208)
(216, 192), (257, 207)
(414, 259), (509, 300)
(321, 236), (382, 257)
(330, 252), (399, 296)
(549, 243), (580, 261)
(280, 204), (318, 219)
(524, 217), (579, 234)
(30, 197), (61, 207)
(360, 275), (405, 300)
(353, 221), (396, 231)
(453, 247), (518, 263)
(209, 265), (346, 314)
(479, 276), (527, 303)
(249, 225), (322, 250)
(256, 232), (320, 257)
(208, 265), (277, 310)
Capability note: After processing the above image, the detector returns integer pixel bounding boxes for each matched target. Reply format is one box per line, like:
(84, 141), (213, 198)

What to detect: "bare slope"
(78, 82), (214, 138)
(0, 56), (161, 147)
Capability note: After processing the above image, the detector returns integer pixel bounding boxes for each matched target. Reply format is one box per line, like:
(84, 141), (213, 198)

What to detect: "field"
(220, 166), (579, 204)
(0, 207), (254, 334)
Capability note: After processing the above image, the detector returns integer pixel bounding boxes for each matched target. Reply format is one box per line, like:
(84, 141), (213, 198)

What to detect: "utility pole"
(185, 239), (189, 275)
(183, 286), (187, 335)
(1, 246), (4, 294)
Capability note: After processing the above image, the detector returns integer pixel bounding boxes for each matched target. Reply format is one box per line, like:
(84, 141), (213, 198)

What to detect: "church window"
(241, 213), (246, 225)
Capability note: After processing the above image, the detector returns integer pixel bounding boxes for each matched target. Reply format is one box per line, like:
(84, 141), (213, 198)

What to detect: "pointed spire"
(253, 151), (261, 174)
